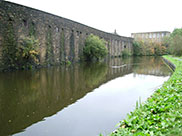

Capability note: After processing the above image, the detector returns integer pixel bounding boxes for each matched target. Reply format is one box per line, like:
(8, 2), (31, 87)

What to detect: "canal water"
(0, 57), (172, 136)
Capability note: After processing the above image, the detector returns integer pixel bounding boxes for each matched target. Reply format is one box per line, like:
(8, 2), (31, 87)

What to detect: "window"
(161, 33), (164, 37)
(76, 31), (79, 36)
(157, 33), (160, 38)
(142, 34), (145, 38)
(145, 34), (148, 38)
(56, 27), (59, 32)
(23, 19), (27, 26)
(149, 34), (152, 39)
(153, 34), (156, 38)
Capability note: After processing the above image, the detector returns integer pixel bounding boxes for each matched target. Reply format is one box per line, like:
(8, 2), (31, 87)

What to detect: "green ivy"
(45, 27), (54, 66)
(59, 31), (65, 63)
(2, 21), (18, 70)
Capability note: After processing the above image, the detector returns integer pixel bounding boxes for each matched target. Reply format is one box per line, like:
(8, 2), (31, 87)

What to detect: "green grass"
(108, 55), (182, 136)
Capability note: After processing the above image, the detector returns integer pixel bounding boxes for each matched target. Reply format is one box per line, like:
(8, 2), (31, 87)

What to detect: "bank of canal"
(109, 55), (182, 136)
(0, 57), (171, 136)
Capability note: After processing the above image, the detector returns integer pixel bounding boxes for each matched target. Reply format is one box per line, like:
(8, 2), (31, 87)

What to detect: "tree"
(169, 28), (182, 56)
(83, 34), (108, 61)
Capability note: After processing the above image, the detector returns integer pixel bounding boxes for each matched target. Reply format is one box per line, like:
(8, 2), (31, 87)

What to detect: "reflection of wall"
(0, 59), (133, 136)
(107, 57), (133, 77)
(0, 1), (133, 67)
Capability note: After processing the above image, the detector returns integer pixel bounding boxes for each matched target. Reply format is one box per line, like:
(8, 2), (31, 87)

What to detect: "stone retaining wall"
(0, 1), (133, 66)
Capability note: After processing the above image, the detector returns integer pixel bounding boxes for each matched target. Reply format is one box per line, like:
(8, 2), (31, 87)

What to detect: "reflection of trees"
(0, 61), (132, 136)
(133, 56), (171, 76)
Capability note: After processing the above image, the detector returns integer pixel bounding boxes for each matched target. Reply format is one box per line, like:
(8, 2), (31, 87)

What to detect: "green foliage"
(121, 49), (131, 57)
(16, 36), (40, 69)
(133, 41), (142, 56)
(170, 28), (182, 37)
(168, 28), (182, 56)
(2, 19), (40, 70)
(83, 34), (108, 61)
(65, 60), (71, 65)
(133, 40), (167, 56)
(2, 35), (40, 70)
(2, 22), (17, 70)
(46, 28), (54, 65)
(109, 56), (182, 136)
(59, 31), (65, 62)
(29, 22), (36, 37)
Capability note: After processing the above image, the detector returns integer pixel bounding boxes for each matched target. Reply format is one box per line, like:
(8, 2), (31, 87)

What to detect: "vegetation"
(133, 40), (167, 56)
(108, 55), (182, 136)
(133, 28), (182, 57)
(46, 27), (54, 66)
(83, 34), (108, 61)
(2, 35), (40, 70)
(16, 36), (40, 69)
(2, 20), (18, 70)
(168, 28), (182, 56)
(121, 49), (131, 57)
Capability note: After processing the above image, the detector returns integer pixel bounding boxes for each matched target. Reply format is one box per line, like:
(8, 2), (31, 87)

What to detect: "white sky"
(6, 0), (182, 37)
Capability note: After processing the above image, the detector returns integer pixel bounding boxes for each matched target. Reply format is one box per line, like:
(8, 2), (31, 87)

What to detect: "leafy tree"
(169, 28), (182, 56)
(133, 41), (142, 56)
(83, 34), (108, 61)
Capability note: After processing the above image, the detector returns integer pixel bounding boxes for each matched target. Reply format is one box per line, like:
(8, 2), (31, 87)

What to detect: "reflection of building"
(131, 31), (170, 42)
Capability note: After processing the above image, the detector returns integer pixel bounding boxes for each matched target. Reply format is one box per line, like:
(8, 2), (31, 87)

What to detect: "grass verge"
(108, 55), (182, 136)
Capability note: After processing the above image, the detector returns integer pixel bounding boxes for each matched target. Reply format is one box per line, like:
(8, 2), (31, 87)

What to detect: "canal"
(0, 57), (172, 136)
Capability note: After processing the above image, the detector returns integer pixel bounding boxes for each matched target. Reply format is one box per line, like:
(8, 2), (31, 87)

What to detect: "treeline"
(133, 28), (182, 56)
(167, 28), (182, 56)
(133, 40), (167, 56)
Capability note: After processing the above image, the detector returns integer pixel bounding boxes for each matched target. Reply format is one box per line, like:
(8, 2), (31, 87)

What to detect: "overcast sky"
(6, 0), (182, 37)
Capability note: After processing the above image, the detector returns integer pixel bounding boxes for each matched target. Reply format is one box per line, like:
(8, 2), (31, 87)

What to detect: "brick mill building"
(131, 31), (171, 42)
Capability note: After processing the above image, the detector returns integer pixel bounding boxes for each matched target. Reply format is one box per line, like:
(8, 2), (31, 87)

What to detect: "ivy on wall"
(1, 18), (40, 71)
(29, 22), (36, 37)
(69, 32), (75, 61)
(45, 26), (54, 66)
(2, 19), (18, 70)
(59, 30), (65, 63)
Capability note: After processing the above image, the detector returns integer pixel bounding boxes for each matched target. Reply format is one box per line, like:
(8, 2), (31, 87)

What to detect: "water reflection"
(133, 57), (171, 76)
(0, 57), (171, 136)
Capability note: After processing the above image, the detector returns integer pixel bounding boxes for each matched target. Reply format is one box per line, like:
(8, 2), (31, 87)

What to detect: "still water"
(0, 57), (171, 136)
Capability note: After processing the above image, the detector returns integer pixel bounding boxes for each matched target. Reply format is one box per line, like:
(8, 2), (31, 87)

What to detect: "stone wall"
(0, 1), (133, 67)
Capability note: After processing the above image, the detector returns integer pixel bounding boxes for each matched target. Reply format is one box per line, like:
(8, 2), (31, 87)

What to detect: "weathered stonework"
(0, 1), (133, 67)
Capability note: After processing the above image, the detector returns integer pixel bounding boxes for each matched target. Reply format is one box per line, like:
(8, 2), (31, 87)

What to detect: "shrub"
(121, 49), (131, 57)
(2, 36), (40, 70)
(16, 36), (40, 69)
(83, 34), (108, 61)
